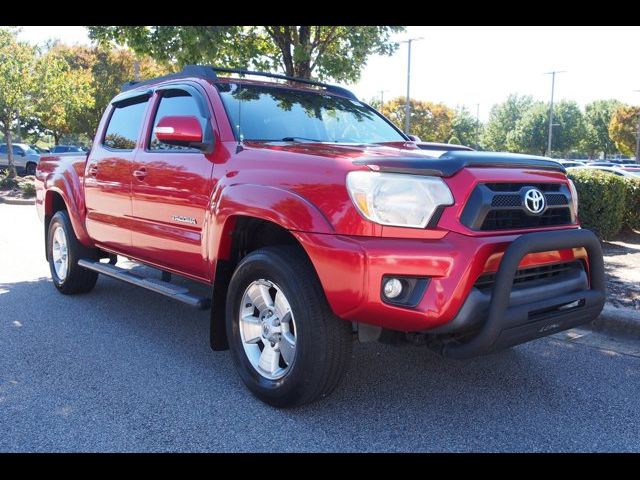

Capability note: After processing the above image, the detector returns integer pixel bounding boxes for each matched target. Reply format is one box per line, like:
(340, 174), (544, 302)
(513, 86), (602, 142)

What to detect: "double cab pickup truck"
(36, 65), (605, 407)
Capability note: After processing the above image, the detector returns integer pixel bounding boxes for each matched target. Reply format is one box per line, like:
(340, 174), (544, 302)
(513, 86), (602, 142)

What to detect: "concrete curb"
(0, 196), (36, 205)
(590, 303), (640, 337)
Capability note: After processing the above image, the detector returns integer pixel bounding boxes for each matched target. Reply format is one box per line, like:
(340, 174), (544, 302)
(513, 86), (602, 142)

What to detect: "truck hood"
(243, 141), (566, 177)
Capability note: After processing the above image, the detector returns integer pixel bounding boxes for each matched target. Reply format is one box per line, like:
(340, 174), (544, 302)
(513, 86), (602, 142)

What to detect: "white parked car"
(0, 143), (40, 175)
(559, 160), (586, 168)
(567, 165), (640, 178)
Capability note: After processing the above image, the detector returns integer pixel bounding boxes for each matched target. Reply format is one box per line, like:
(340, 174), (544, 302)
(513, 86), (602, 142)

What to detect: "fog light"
(383, 278), (403, 299)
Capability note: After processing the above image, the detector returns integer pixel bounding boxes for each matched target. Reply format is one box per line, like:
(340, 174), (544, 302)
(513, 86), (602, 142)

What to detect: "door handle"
(87, 164), (98, 177)
(133, 168), (148, 180)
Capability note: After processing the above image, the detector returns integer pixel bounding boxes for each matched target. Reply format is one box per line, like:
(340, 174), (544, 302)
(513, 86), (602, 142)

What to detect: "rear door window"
(103, 98), (149, 150)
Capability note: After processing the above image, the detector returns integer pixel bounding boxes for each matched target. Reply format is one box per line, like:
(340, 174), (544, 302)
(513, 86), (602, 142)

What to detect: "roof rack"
(121, 65), (218, 92)
(121, 65), (358, 100)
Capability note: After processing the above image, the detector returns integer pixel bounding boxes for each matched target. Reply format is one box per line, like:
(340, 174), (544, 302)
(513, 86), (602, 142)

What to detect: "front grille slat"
(481, 208), (572, 230)
(474, 261), (583, 291)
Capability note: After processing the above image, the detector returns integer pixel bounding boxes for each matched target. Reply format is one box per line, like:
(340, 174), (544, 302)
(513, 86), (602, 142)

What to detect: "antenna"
(236, 83), (244, 153)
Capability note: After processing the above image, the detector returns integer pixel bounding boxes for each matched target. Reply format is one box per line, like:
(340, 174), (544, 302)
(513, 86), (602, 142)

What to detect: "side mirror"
(407, 135), (422, 142)
(155, 115), (213, 153)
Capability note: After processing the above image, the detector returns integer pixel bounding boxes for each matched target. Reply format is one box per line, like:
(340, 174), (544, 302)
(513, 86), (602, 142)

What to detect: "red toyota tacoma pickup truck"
(35, 65), (605, 407)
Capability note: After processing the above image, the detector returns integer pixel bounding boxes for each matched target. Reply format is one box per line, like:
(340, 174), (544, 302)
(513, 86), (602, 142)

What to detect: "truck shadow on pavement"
(1, 274), (614, 417)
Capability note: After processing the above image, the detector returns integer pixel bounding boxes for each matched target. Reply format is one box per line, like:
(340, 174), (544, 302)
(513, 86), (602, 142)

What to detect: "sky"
(14, 25), (640, 122)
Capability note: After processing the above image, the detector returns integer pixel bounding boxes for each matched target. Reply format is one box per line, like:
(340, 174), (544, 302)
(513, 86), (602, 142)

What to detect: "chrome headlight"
(346, 171), (454, 228)
(568, 178), (579, 216)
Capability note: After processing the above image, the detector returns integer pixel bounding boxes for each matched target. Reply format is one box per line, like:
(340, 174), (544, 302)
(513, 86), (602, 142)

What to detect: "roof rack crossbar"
(121, 64), (357, 100)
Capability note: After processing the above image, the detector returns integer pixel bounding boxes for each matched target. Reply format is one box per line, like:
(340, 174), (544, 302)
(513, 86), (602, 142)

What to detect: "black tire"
(25, 162), (36, 176)
(47, 210), (99, 294)
(226, 246), (353, 408)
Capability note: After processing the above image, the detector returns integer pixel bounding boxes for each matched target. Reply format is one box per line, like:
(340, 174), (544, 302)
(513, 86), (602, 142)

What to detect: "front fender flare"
(207, 183), (334, 265)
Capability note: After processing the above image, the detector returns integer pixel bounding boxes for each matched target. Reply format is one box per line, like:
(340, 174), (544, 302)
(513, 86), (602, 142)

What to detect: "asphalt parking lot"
(2, 202), (640, 452)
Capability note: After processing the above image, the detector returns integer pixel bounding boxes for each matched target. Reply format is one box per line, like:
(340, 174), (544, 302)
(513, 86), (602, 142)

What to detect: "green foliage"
(0, 169), (19, 189)
(581, 100), (622, 158)
(0, 29), (37, 177)
(448, 136), (461, 145)
(507, 101), (548, 155)
(87, 26), (405, 83)
(49, 45), (170, 139)
(567, 168), (627, 239)
(505, 100), (585, 156)
(450, 106), (478, 147)
(19, 178), (36, 197)
(381, 97), (454, 142)
(609, 105), (639, 157)
(481, 94), (533, 151)
(33, 45), (95, 144)
(551, 100), (586, 156)
(623, 177), (640, 231)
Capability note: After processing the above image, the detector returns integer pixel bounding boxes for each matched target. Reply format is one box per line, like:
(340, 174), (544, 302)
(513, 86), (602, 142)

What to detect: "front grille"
(481, 208), (572, 230)
(460, 182), (575, 231)
(474, 261), (583, 291)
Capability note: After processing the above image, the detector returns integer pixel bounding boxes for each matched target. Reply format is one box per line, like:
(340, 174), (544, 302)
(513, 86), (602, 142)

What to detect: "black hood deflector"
(353, 151), (566, 177)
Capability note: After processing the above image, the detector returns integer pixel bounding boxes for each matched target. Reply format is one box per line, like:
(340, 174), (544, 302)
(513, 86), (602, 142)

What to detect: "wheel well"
(44, 192), (67, 261)
(210, 216), (308, 351)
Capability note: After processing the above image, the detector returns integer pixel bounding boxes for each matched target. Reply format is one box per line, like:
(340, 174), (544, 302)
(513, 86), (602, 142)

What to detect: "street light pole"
(545, 70), (566, 157)
(379, 89), (389, 108)
(634, 90), (640, 162)
(400, 37), (424, 135)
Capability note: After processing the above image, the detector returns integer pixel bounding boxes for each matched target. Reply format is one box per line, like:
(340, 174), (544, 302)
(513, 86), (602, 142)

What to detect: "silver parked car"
(0, 143), (40, 175)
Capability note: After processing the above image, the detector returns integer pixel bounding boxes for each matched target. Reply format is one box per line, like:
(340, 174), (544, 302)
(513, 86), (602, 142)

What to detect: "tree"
(381, 97), (454, 142)
(609, 105), (640, 157)
(580, 100), (622, 159)
(0, 29), (37, 178)
(450, 106), (479, 147)
(49, 44), (170, 139)
(550, 100), (586, 157)
(33, 46), (95, 145)
(87, 26), (405, 82)
(482, 94), (534, 152)
(507, 102), (548, 155)
(501, 100), (584, 157)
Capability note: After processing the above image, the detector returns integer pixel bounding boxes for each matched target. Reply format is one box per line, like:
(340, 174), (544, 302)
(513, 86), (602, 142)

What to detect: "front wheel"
(25, 162), (36, 176)
(226, 246), (353, 408)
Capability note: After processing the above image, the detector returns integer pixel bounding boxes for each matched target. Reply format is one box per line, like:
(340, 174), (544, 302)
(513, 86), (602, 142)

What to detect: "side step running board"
(78, 259), (211, 310)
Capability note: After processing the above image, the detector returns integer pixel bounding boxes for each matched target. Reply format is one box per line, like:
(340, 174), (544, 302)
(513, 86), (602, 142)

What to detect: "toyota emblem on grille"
(523, 188), (545, 214)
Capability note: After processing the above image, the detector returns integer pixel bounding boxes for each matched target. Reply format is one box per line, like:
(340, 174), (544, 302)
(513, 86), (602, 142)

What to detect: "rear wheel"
(226, 246), (352, 408)
(47, 210), (98, 294)
(25, 162), (36, 176)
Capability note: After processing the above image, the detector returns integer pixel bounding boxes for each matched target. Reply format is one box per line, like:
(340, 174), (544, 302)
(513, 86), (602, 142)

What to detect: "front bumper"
(294, 228), (604, 357)
(296, 229), (591, 319)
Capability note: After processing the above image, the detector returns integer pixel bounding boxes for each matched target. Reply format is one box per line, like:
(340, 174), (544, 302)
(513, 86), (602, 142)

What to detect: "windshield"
(216, 83), (406, 144)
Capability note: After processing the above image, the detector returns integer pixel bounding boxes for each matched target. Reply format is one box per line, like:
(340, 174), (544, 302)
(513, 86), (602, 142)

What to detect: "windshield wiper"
(281, 136), (324, 143)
